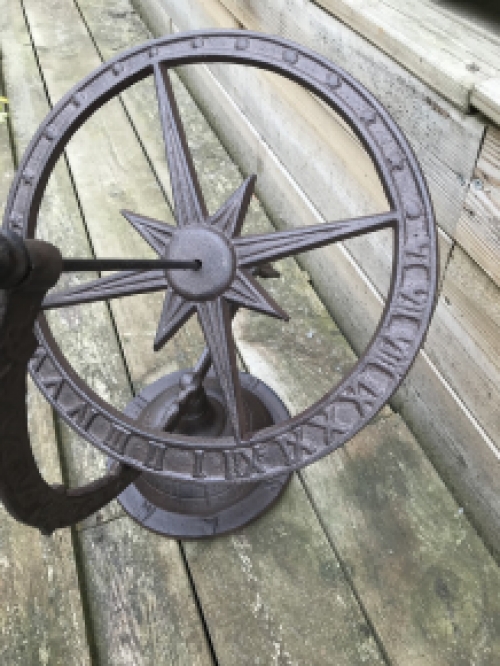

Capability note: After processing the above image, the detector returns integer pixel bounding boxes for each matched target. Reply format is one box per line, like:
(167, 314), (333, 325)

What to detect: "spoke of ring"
(197, 299), (247, 441)
(121, 210), (176, 255)
(154, 291), (196, 351)
(42, 270), (169, 309)
(154, 62), (208, 227)
(209, 175), (256, 238)
(226, 270), (289, 320)
(235, 211), (398, 268)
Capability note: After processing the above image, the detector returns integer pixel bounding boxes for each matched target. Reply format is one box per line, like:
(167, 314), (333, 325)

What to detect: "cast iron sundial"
(0, 31), (437, 538)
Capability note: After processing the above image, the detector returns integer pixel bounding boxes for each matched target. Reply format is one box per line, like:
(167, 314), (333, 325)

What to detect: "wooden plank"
(472, 77), (500, 126)
(314, 0), (500, 120)
(424, 0), (500, 40)
(77, 518), (215, 665)
(302, 413), (500, 665)
(425, 245), (500, 448)
(183, 477), (386, 666)
(0, 383), (93, 666)
(0, 9), (92, 666)
(11, 0), (214, 662)
(233, 252), (500, 664)
(456, 125), (500, 289)
(158, 0), (484, 241)
(396, 349), (500, 560)
(72, 1), (393, 663)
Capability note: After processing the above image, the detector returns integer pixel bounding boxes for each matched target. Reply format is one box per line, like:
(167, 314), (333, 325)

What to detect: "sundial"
(0, 31), (438, 539)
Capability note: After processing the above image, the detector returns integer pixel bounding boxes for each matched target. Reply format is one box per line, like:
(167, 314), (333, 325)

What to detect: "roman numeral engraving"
(372, 335), (409, 377)
(405, 230), (429, 261)
(192, 450), (207, 479)
(399, 284), (427, 310)
(136, 499), (156, 522)
(102, 421), (130, 454)
(276, 427), (316, 465)
(66, 402), (98, 430)
(394, 284), (428, 322)
(339, 378), (378, 418)
(224, 445), (266, 480)
(41, 375), (65, 400)
(311, 406), (350, 446)
(145, 443), (166, 471)
(8, 213), (24, 234)
(30, 347), (47, 373)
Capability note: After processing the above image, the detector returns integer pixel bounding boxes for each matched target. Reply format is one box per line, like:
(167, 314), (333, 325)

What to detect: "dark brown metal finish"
(0, 231), (31, 288)
(0, 238), (139, 535)
(1, 31), (438, 492)
(62, 258), (201, 272)
(114, 371), (291, 538)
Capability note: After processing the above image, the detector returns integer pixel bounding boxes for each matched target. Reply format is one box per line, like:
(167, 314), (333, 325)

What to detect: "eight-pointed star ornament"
(42, 62), (396, 442)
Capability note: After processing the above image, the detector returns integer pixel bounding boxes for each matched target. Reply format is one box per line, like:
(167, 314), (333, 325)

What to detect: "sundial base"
(113, 371), (291, 538)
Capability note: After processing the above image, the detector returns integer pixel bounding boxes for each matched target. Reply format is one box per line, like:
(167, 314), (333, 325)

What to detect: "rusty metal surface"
(1, 31), (438, 491)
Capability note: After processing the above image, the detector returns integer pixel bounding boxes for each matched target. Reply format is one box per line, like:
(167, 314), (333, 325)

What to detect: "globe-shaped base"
(112, 371), (291, 538)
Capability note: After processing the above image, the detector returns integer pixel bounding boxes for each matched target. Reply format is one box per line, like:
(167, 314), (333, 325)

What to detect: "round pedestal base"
(113, 371), (291, 539)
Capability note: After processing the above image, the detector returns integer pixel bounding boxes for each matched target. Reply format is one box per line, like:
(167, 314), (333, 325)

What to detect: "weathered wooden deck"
(1, 0), (500, 664)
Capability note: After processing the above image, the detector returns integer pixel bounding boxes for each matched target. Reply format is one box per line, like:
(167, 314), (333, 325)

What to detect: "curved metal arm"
(0, 234), (139, 535)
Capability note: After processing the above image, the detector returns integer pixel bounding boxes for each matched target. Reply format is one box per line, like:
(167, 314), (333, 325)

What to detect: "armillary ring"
(2, 30), (438, 537)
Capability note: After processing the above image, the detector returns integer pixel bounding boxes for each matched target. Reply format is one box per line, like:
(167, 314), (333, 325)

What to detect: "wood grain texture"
(472, 78), (500, 127)
(78, 518), (214, 666)
(10, 0), (214, 662)
(0, 381), (91, 666)
(232, 193), (500, 666)
(163, 0), (484, 241)
(456, 125), (500, 289)
(183, 476), (385, 666)
(303, 413), (500, 666)
(0, 7), (92, 665)
(315, 0), (500, 120)
(426, 245), (500, 449)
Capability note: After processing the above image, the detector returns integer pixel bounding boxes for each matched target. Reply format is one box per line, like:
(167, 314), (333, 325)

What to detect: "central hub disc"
(166, 226), (235, 301)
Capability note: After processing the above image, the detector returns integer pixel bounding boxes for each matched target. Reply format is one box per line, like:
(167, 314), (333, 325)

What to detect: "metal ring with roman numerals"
(3, 30), (438, 485)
